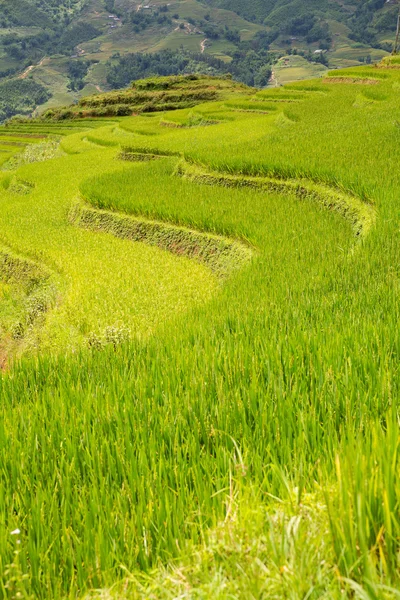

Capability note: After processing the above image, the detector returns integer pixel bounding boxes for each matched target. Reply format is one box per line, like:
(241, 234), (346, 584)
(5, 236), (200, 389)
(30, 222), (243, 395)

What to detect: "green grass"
(273, 55), (328, 86)
(0, 148), (216, 355)
(0, 64), (400, 599)
(150, 30), (206, 54)
(40, 75), (250, 119)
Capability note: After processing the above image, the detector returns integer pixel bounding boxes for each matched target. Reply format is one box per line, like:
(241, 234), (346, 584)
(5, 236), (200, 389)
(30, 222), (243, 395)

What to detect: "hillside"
(0, 0), (399, 120)
(38, 73), (250, 119)
(1, 63), (400, 598)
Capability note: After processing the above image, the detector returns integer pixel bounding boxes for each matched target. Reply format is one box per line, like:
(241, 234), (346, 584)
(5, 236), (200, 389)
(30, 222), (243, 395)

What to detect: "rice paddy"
(0, 65), (400, 599)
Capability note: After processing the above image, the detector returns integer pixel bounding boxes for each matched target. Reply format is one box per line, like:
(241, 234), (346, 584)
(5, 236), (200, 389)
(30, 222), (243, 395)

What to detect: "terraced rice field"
(0, 66), (400, 598)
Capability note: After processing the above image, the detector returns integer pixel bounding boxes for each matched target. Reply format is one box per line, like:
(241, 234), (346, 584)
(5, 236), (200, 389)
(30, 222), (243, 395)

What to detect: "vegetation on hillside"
(105, 51), (232, 89)
(0, 65), (400, 598)
(106, 48), (275, 89)
(349, 0), (395, 47)
(2, 21), (101, 66)
(0, 0), (398, 120)
(67, 58), (96, 91)
(40, 74), (249, 119)
(205, 0), (396, 54)
(0, 79), (51, 122)
(1, 0), (88, 26)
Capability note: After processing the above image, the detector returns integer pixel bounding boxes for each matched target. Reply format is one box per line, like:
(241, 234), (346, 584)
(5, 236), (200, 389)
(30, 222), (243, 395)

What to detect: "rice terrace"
(1, 55), (400, 598)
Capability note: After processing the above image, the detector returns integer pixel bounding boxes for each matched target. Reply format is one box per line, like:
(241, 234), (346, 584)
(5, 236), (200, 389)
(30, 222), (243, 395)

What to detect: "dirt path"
(18, 56), (46, 80)
(200, 38), (208, 53)
(269, 70), (279, 87)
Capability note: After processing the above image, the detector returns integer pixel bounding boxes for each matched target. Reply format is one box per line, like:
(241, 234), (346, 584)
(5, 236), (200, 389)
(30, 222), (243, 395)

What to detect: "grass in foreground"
(0, 66), (400, 599)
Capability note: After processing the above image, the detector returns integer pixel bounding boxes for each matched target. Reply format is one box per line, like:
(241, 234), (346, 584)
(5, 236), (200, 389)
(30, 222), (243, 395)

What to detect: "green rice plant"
(224, 100), (279, 113)
(380, 56), (400, 67)
(175, 158), (375, 237)
(70, 200), (253, 278)
(40, 77), (251, 122)
(326, 68), (390, 80)
(325, 414), (400, 597)
(0, 65), (399, 599)
(1, 140), (63, 171)
(0, 149), (218, 357)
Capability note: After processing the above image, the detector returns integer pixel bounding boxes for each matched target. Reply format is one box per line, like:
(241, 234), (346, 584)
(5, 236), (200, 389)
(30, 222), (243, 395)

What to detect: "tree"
(393, 4), (400, 54)
(254, 65), (272, 88)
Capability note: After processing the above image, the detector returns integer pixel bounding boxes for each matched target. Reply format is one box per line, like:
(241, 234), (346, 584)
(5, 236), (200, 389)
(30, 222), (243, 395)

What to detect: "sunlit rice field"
(0, 66), (400, 599)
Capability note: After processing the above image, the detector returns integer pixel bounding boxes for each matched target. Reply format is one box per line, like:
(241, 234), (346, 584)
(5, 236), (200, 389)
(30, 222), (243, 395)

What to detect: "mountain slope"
(204, 0), (343, 21)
